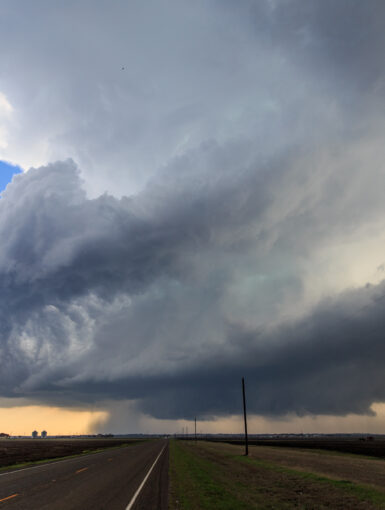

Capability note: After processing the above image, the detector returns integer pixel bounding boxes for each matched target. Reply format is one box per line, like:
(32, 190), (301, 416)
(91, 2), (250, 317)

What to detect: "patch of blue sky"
(0, 160), (22, 192)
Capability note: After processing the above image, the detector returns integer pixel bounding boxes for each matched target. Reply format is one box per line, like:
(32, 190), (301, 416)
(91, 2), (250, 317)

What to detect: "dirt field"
(0, 438), (142, 468)
(221, 438), (385, 459)
(248, 444), (385, 492)
(169, 440), (385, 509)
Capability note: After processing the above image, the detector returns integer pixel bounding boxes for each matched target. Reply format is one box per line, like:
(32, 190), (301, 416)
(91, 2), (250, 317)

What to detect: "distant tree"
(41, 430), (47, 438)
(32, 430), (38, 438)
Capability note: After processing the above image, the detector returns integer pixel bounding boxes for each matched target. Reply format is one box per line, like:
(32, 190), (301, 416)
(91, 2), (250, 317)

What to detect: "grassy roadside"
(169, 440), (250, 510)
(169, 440), (385, 509)
(0, 440), (145, 473)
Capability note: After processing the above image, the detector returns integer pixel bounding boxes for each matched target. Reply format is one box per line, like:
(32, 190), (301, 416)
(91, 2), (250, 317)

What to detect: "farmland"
(0, 437), (142, 469)
(219, 437), (385, 459)
(169, 440), (385, 509)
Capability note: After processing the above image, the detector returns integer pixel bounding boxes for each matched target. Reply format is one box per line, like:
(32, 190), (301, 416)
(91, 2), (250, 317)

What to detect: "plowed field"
(0, 438), (142, 468)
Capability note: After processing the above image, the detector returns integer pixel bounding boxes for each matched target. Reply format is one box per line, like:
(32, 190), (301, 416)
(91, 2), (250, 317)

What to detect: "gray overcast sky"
(0, 0), (385, 432)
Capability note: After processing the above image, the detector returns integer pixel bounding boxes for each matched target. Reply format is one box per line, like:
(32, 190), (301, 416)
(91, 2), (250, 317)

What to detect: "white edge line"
(125, 443), (167, 510)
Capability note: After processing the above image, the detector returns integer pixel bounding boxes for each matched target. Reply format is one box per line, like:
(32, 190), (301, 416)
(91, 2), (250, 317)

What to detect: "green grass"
(169, 440), (251, 510)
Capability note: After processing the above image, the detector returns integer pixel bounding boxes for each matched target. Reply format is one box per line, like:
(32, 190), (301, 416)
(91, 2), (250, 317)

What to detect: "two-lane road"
(0, 439), (168, 509)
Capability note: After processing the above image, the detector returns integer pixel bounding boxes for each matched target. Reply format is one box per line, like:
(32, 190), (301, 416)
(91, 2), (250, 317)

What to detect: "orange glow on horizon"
(0, 405), (108, 436)
(2, 401), (385, 436)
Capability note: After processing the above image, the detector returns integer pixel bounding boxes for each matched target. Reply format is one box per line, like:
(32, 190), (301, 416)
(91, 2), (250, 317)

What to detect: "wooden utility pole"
(195, 417), (197, 442)
(242, 377), (249, 456)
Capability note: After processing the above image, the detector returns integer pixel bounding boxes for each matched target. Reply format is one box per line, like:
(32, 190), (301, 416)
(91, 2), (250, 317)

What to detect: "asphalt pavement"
(0, 439), (168, 509)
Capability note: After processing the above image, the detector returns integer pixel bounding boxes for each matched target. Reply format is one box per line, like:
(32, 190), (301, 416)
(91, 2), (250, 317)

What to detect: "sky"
(0, 161), (21, 192)
(0, 0), (385, 435)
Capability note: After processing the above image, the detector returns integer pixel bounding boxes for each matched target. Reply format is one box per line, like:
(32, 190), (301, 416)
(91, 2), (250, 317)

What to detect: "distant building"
(32, 430), (38, 438)
(41, 430), (47, 438)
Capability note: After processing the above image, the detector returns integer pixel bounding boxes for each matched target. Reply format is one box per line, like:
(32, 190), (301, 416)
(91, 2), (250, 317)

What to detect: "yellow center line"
(0, 494), (19, 503)
(75, 467), (88, 474)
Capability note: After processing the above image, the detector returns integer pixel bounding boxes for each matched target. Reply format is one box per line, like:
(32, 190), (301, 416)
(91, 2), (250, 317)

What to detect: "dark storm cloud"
(0, 0), (385, 425)
(0, 153), (275, 396)
(1, 144), (385, 421)
(0, 144), (273, 307)
(65, 279), (385, 420)
(245, 0), (385, 88)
